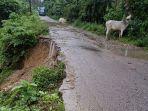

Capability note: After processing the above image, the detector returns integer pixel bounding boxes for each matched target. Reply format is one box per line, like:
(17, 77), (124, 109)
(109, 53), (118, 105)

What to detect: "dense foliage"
(32, 62), (65, 90)
(104, 0), (148, 47)
(0, 0), (65, 110)
(0, 0), (48, 84)
(0, 81), (64, 111)
(0, 0), (28, 26)
(0, 62), (65, 111)
(45, 0), (148, 47)
(73, 20), (105, 35)
(45, 0), (112, 23)
(127, 0), (148, 47)
(104, 0), (125, 21)
(0, 13), (48, 69)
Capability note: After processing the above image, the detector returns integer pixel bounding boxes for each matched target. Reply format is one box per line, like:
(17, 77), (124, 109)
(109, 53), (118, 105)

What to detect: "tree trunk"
(29, 0), (32, 14)
(125, 0), (130, 15)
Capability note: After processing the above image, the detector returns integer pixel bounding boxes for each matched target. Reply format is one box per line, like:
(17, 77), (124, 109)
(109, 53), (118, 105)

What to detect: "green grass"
(0, 68), (12, 84)
(119, 36), (148, 48)
(32, 62), (65, 91)
(73, 20), (148, 48)
(73, 20), (105, 35)
(0, 62), (65, 111)
(119, 37), (136, 44)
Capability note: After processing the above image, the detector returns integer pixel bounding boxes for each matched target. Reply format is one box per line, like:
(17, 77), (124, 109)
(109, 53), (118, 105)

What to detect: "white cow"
(59, 18), (66, 24)
(105, 15), (131, 40)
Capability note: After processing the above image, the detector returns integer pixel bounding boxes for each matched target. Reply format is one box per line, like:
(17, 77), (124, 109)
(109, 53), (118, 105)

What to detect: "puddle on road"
(77, 29), (148, 61)
(75, 28), (148, 61)
(112, 47), (148, 60)
(103, 43), (148, 60)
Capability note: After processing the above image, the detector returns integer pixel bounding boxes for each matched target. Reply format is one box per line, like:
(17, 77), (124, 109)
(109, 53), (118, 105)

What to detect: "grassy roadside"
(0, 69), (12, 84)
(0, 13), (66, 110)
(72, 20), (148, 49)
(73, 20), (105, 36)
(0, 0), (66, 110)
(0, 62), (65, 111)
(0, 13), (48, 84)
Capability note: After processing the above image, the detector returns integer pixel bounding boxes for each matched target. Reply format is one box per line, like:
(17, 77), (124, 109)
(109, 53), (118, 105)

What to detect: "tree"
(0, 0), (21, 25)
(29, 0), (32, 14)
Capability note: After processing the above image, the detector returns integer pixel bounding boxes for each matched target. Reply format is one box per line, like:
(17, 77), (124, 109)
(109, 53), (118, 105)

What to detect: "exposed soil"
(0, 38), (57, 91)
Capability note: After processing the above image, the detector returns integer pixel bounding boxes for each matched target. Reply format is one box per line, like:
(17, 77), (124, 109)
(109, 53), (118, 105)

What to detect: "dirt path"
(40, 16), (148, 111)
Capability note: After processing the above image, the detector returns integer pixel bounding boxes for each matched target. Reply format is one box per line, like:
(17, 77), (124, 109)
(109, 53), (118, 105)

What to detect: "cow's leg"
(106, 29), (110, 40)
(120, 30), (124, 38)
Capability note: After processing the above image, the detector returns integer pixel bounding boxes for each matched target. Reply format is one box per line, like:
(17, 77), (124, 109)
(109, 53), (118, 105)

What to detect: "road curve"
(41, 16), (148, 111)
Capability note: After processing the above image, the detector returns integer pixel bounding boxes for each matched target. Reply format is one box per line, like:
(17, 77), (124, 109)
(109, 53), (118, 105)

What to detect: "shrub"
(64, 4), (80, 22)
(32, 62), (65, 90)
(0, 80), (65, 111)
(133, 37), (148, 47)
(0, 68), (12, 84)
(32, 66), (57, 90)
(125, 0), (148, 47)
(0, 13), (48, 69)
(0, 0), (28, 25)
(0, 0), (20, 24)
(104, 0), (148, 47)
(127, 0), (148, 40)
(79, 0), (110, 23)
(45, 0), (66, 19)
(0, 80), (39, 110)
(73, 20), (105, 35)
(39, 91), (65, 111)
(45, 0), (112, 23)
(104, 0), (125, 21)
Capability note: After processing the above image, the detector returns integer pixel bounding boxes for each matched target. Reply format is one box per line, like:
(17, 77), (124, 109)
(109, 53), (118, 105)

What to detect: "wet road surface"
(41, 16), (148, 111)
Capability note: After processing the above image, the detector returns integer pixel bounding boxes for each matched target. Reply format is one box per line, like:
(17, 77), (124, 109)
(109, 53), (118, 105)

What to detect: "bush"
(104, 0), (125, 21)
(0, 80), (39, 110)
(45, 0), (112, 23)
(32, 67), (57, 90)
(45, 0), (66, 19)
(125, 0), (148, 47)
(104, 0), (148, 47)
(0, 13), (48, 69)
(104, 7), (124, 21)
(32, 62), (65, 90)
(78, 0), (111, 23)
(74, 20), (105, 35)
(134, 37), (148, 47)
(0, 68), (12, 84)
(127, 0), (148, 40)
(64, 4), (80, 22)
(0, 80), (65, 111)
(0, 0), (28, 25)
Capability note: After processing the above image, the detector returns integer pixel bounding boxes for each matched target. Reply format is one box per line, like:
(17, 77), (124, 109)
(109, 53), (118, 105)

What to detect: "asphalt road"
(41, 16), (148, 111)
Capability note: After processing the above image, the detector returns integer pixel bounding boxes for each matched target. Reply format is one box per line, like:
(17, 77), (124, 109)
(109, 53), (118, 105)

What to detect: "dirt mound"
(0, 38), (57, 91)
